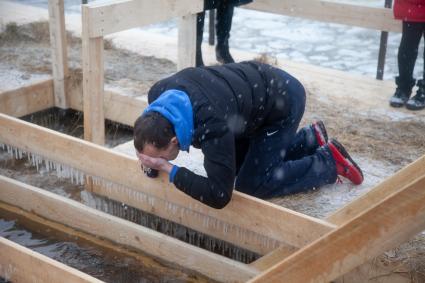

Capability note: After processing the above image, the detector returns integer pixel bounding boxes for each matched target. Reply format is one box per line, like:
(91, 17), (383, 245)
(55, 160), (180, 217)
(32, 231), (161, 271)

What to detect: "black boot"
(196, 12), (205, 67)
(389, 76), (415, 108)
(406, 79), (425, 111)
(215, 3), (235, 64)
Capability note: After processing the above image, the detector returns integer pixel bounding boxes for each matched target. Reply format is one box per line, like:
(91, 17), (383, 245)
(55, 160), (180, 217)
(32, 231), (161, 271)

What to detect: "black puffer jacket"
(148, 61), (294, 208)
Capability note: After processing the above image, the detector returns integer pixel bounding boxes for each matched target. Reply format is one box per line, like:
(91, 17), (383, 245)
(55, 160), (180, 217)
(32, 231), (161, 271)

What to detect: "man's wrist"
(161, 162), (173, 174)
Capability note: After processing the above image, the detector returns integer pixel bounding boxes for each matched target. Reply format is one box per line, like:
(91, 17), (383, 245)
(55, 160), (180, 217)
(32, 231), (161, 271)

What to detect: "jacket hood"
(143, 89), (193, 152)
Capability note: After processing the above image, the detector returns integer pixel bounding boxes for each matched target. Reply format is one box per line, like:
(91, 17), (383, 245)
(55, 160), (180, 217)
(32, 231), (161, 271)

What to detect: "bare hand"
(136, 152), (173, 174)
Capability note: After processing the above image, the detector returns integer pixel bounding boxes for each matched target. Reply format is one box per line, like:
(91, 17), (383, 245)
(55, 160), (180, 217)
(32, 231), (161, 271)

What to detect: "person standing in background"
(196, 0), (252, 67)
(389, 0), (425, 110)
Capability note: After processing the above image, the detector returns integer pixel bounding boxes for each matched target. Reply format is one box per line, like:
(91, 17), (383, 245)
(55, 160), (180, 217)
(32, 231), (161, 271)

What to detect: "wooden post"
(48, 0), (69, 109)
(248, 175), (425, 283)
(82, 5), (105, 145)
(376, 0), (393, 80)
(178, 13), (197, 70)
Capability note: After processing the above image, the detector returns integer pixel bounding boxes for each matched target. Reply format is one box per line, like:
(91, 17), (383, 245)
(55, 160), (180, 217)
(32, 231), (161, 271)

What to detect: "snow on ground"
(0, 65), (50, 92)
(113, 140), (399, 219)
(4, 0), (424, 80)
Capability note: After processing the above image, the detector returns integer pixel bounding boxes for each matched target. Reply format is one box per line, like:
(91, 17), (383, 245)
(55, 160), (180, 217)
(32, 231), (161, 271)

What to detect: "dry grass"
(253, 53), (278, 66)
(303, 94), (425, 166)
(0, 21), (114, 49)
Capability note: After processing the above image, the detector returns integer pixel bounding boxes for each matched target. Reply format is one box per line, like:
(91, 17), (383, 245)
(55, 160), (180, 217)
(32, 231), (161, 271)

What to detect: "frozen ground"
(6, 0), (424, 81)
(113, 142), (399, 219)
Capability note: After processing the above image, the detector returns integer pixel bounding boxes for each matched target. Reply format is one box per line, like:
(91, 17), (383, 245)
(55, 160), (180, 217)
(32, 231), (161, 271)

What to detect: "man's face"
(141, 138), (180, 161)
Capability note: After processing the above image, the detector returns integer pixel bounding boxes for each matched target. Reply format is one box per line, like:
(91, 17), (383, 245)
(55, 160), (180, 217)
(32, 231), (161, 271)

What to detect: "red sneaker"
(312, 120), (328, 147)
(328, 139), (364, 185)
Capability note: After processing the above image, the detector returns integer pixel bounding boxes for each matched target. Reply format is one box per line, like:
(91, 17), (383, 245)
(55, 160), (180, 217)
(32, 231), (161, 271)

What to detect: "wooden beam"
(248, 174), (425, 283)
(244, 0), (401, 33)
(0, 113), (335, 255)
(250, 156), (425, 276)
(177, 13), (197, 70)
(48, 0), (69, 109)
(64, 72), (147, 127)
(85, 0), (204, 37)
(103, 91), (147, 126)
(0, 79), (54, 117)
(66, 77), (147, 127)
(0, 175), (257, 282)
(0, 74), (145, 127)
(0, 237), (103, 283)
(82, 6), (105, 145)
(249, 245), (297, 271)
(327, 155), (425, 226)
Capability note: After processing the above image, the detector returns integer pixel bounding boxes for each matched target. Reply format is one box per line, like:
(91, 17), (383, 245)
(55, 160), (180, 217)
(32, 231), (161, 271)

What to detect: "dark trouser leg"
(406, 24), (425, 110)
(397, 21), (423, 89)
(196, 12), (205, 67)
(216, 2), (235, 63)
(284, 125), (319, 161)
(235, 74), (337, 198)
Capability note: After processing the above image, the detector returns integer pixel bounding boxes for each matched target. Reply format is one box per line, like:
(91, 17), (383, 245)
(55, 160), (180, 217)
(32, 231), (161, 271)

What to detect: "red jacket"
(394, 0), (425, 22)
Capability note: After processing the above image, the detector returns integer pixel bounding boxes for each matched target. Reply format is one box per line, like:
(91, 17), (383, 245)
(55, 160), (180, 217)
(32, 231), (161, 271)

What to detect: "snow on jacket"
(147, 61), (295, 209)
(394, 0), (425, 22)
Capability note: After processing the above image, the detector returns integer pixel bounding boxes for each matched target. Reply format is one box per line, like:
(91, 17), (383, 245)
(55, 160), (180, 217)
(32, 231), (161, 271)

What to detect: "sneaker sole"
(314, 120), (328, 146)
(389, 102), (405, 108)
(406, 103), (425, 111)
(330, 138), (364, 180)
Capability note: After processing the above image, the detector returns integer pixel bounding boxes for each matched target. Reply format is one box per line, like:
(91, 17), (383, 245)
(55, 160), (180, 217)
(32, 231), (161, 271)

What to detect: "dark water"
(0, 207), (203, 283)
(21, 107), (134, 148)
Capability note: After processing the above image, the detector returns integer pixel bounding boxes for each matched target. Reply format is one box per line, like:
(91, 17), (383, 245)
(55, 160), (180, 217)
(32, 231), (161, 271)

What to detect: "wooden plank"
(0, 237), (103, 283)
(64, 72), (147, 127)
(0, 79), (54, 117)
(0, 113), (335, 255)
(251, 156), (425, 275)
(177, 13), (197, 70)
(249, 245), (297, 271)
(0, 175), (257, 282)
(244, 0), (401, 33)
(85, 0), (204, 37)
(327, 155), (425, 226)
(103, 91), (147, 127)
(48, 0), (69, 109)
(248, 174), (425, 283)
(0, 73), (145, 127)
(82, 6), (105, 145)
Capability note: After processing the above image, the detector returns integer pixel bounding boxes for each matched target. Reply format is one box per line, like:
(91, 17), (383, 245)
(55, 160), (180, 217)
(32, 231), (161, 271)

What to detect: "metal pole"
(209, 9), (215, 46)
(376, 0), (393, 80)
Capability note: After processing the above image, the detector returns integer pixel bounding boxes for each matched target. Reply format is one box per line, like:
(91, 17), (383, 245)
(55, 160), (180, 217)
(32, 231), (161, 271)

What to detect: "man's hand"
(136, 152), (173, 174)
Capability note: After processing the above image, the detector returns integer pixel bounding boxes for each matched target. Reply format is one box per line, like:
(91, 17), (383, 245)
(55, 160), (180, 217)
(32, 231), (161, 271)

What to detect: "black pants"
(234, 70), (337, 198)
(397, 21), (425, 89)
(196, 3), (234, 54)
